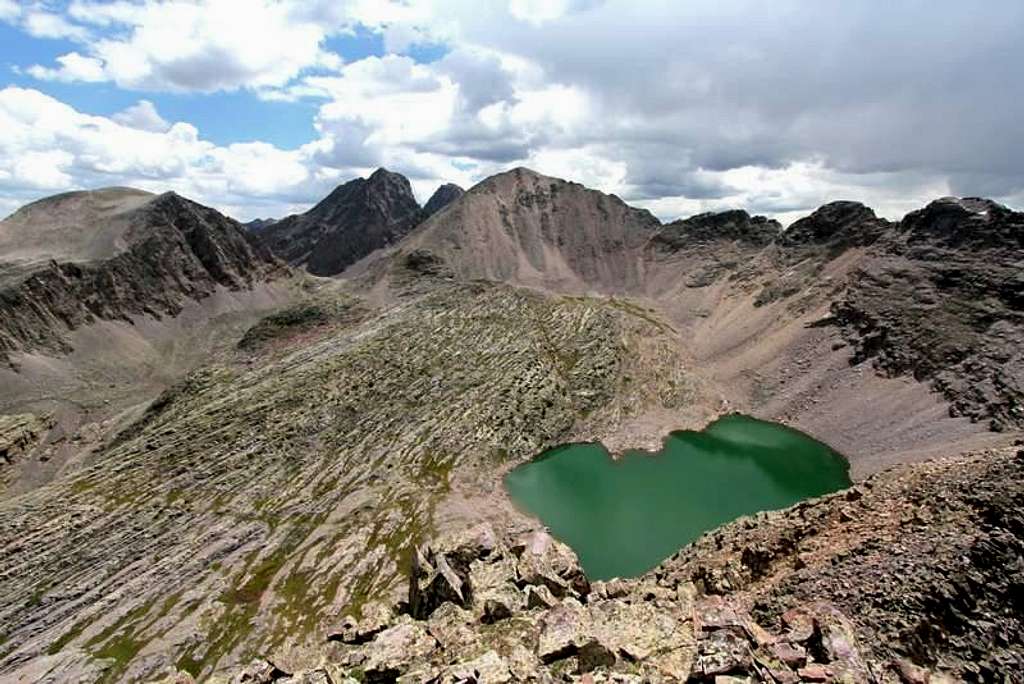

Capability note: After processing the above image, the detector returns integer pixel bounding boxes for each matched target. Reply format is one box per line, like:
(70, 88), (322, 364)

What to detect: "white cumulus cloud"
(0, 87), (329, 221)
(112, 100), (170, 133)
(23, 10), (90, 40)
(27, 52), (107, 83)
(33, 0), (342, 92)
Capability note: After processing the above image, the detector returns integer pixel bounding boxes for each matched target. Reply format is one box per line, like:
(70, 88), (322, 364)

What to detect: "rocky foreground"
(203, 444), (1023, 683)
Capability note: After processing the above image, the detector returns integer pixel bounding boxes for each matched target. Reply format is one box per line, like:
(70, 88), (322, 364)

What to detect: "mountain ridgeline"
(0, 188), (283, 361)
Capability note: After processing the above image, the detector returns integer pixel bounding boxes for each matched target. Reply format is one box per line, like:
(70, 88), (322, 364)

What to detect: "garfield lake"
(504, 414), (851, 580)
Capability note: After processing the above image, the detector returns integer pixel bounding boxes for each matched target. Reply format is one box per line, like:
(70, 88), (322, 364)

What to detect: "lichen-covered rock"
(514, 530), (590, 599)
(537, 598), (591, 663)
(445, 649), (513, 683)
(356, 620), (438, 681)
(328, 601), (393, 645)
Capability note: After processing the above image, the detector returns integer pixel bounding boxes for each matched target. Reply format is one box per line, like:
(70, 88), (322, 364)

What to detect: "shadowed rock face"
(655, 209), (782, 249)
(902, 196), (1024, 250)
(422, 183), (465, 218)
(260, 168), (423, 276)
(243, 218), (278, 233)
(0, 190), (284, 360)
(832, 197), (1024, 430)
(781, 201), (891, 249)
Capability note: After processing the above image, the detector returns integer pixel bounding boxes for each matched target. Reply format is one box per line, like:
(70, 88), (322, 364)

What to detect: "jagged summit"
(902, 196), (1023, 248)
(259, 167), (423, 276)
(781, 200), (890, 248)
(423, 183), (464, 217)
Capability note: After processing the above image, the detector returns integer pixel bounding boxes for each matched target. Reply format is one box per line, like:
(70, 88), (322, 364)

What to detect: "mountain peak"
(0, 187), (281, 358)
(390, 167), (659, 292)
(782, 200), (888, 248)
(423, 183), (465, 217)
(367, 167), (413, 189)
(259, 169), (423, 276)
(902, 196), (1022, 249)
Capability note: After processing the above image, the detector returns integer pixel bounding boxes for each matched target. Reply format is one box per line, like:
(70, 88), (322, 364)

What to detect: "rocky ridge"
(260, 169), (423, 276)
(829, 197), (1024, 430)
(0, 190), (284, 362)
(654, 210), (783, 250)
(245, 219), (279, 233)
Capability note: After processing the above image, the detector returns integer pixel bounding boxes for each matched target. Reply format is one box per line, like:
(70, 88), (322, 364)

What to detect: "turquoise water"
(504, 414), (850, 580)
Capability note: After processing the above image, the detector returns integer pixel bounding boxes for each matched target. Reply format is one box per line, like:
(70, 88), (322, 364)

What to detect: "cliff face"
(0, 190), (284, 361)
(831, 197), (1024, 430)
(260, 169), (423, 276)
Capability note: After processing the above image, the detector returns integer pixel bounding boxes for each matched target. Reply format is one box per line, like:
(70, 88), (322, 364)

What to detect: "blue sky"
(0, 21), (387, 148)
(0, 1), (1021, 222)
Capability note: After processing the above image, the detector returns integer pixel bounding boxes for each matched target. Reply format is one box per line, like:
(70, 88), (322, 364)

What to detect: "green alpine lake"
(504, 414), (851, 580)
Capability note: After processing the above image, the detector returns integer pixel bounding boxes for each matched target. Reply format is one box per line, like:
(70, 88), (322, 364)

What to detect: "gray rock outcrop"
(260, 169), (423, 276)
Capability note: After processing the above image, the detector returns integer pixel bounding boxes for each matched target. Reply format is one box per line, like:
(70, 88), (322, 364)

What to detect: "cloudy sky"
(0, 0), (1022, 223)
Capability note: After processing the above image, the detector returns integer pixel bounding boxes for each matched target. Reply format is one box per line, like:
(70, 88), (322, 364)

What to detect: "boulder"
(230, 658), (290, 683)
(692, 629), (751, 678)
(525, 584), (558, 609)
(408, 523), (504, 619)
(514, 530), (589, 599)
(359, 621), (439, 681)
(446, 650), (513, 683)
(328, 601), (393, 644)
(537, 598), (591, 663)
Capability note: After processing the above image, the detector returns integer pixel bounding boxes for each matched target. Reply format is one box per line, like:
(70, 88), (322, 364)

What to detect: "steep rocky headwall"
(831, 197), (1024, 430)
(260, 169), (423, 276)
(0, 192), (284, 361)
